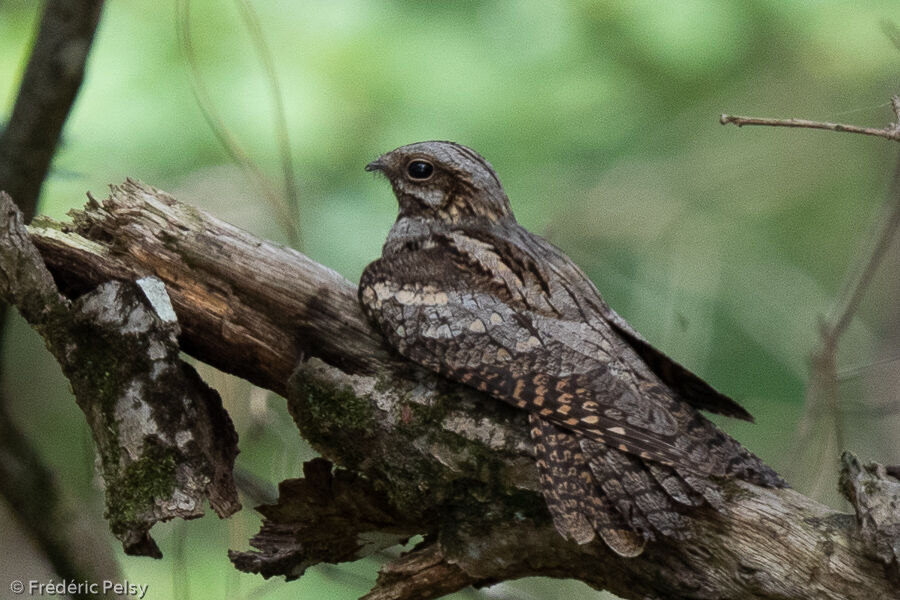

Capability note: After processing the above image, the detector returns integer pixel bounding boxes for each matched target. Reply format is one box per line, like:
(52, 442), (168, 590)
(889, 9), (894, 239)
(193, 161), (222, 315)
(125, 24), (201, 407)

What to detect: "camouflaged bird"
(359, 141), (786, 556)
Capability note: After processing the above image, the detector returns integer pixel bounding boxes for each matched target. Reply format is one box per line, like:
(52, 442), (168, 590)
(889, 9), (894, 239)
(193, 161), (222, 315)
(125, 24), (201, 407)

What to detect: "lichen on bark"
(287, 358), (548, 533)
(0, 194), (240, 557)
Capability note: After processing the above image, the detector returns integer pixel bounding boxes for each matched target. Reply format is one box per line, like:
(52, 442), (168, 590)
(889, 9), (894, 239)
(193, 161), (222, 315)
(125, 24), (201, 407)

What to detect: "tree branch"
(1, 192), (240, 557)
(0, 0), (105, 220)
(0, 2), (110, 594)
(723, 97), (900, 502)
(840, 452), (900, 583)
(720, 96), (900, 144)
(16, 180), (897, 599)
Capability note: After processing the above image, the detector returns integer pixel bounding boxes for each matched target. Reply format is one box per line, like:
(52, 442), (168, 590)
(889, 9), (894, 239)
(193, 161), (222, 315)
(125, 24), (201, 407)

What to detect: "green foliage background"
(1, 1), (899, 598)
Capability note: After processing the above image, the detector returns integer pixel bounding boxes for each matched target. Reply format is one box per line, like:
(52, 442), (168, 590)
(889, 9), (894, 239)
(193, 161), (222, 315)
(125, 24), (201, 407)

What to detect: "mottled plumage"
(359, 141), (785, 555)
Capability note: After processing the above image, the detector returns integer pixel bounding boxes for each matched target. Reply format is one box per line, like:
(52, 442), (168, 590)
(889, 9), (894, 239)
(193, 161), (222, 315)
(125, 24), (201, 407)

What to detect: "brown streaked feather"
(361, 268), (782, 486)
(455, 363), (701, 473)
(645, 462), (705, 508)
(530, 414), (645, 556)
(581, 439), (692, 540)
(504, 225), (756, 422)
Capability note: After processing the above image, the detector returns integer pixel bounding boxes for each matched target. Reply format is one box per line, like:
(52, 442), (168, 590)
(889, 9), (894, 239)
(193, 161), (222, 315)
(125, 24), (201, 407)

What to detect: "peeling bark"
(18, 180), (900, 599)
(69, 277), (240, 556)
(229, 457), (415, 580)
(840, 452), (900, 585)
(0, 193), (239, 556)
(362, 544), (481, 600)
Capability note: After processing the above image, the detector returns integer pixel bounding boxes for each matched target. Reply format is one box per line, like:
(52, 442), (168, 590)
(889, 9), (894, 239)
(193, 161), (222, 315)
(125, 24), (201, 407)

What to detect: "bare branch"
(723, 96), (900, 504)
(0, 0), (104, 220)
(33, 180), (388, 396)
(719, 109), (900, 143)
(0, 2), (106, 586)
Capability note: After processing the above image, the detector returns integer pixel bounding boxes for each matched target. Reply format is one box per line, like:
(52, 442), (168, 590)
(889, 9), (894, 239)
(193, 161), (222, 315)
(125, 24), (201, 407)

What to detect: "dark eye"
(406, 160), (434, 180)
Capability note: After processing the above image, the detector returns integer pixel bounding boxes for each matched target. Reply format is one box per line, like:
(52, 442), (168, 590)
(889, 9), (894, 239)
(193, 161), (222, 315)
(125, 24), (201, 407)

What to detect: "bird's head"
(366, 141), (513, 224)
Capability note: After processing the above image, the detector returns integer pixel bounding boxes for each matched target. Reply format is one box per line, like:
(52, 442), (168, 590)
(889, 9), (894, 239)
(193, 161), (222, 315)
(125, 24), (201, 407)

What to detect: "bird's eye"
(406, 160), (434, 180)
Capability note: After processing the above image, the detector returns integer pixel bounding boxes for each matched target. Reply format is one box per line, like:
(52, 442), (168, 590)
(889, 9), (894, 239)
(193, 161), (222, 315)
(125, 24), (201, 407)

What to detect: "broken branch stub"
(0, 192), (240, 556)
(229, 457), (416, 580)
(840, 452), (900, 585)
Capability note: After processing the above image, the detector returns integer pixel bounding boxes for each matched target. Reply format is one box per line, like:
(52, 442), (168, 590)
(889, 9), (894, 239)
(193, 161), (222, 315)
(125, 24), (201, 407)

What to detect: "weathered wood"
(26, 180), (899, 600)
(2, 192), (240, 557)
(34, 182), (390, 396)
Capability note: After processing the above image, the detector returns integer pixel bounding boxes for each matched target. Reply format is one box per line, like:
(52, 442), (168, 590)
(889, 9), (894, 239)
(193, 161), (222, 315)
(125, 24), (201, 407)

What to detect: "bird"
(358, 141), (786, 556)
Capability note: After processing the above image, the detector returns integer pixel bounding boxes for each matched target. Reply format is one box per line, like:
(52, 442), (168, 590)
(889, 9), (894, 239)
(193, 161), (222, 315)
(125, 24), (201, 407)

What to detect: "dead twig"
(362, 544), (482, 600)
(720, 97), (900, 143)
(175, 0), (301, 247)
(723, 96), (900, 501)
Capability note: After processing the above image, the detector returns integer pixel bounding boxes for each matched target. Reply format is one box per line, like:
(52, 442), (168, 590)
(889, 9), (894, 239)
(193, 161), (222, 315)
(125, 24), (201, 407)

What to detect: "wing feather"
(359, 231), (785, 486)
(504, 225), (756, 422)
(362, 271), (727, 477)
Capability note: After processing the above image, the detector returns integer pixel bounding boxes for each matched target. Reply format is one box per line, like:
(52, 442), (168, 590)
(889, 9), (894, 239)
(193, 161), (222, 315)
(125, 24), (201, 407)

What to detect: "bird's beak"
(365, 158), (385, 173)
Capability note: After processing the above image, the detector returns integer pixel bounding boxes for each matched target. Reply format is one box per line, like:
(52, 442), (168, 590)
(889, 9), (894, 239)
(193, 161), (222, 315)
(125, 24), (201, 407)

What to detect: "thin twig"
(720, 114), (900, 142)
(234, 0), (301, 243)
(174, 0), (301, 248)
(729, 97), (900, 501)
(837, 353), (900, 381)
(720, 98), (900, 143)
(826, 156), (900, 345)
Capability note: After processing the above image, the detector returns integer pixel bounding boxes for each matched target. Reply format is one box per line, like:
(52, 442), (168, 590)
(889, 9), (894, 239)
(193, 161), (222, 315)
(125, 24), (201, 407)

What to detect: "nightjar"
(358, 141), (785, 556)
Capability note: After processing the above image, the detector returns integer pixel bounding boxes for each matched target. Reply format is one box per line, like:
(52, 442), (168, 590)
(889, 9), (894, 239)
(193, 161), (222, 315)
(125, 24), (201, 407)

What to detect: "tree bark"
(0, 192), (240, 558)
(0, 0), (104, 220)
(15, 179), (899, 600)
(0, 2), (110, 595)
